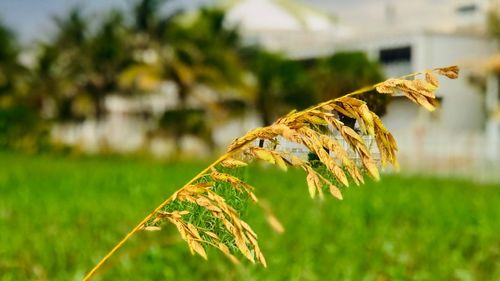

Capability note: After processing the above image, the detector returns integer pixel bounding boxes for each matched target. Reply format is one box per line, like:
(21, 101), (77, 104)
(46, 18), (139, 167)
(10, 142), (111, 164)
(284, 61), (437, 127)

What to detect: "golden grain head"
(84, 66), (459, 280)
(143, 66), (459, 266)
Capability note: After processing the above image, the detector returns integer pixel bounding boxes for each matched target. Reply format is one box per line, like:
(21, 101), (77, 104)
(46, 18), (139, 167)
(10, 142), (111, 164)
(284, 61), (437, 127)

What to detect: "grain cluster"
(83, 66), (459, 280)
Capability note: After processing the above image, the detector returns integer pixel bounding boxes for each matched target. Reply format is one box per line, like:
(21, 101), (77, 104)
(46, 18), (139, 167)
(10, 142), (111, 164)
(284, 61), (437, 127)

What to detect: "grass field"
(0, 152), (499, 280)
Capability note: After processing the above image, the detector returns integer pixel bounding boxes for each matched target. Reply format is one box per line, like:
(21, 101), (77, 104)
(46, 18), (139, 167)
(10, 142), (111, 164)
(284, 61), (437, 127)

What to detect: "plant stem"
(82, 68), (432, 280)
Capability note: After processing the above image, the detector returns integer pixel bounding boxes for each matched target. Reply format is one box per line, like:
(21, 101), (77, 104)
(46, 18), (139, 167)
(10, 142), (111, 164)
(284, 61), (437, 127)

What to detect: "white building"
(223, 0), (350, 58)
(224, 0), (500, 177)
(334, 1), (500, 171)
(51, 0), (500, 173)
(338, 32), (493, 133)
(223, 0), (496, 133)
(484, 55), (500, 160)
(336, 31), (498, 176)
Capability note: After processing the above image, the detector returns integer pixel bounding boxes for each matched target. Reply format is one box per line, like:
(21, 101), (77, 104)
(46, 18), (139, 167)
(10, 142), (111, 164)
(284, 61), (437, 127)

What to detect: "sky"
(0, 0), (459, 43)
(0, 0), (211, 43)
(0, 0), (126, 43)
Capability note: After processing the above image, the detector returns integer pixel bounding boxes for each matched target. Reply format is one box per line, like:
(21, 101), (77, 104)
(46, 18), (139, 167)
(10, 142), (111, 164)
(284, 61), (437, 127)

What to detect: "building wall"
(419, 33), (492, 132)
(337, 32), (494, 134)
(382, 97), (420, 133)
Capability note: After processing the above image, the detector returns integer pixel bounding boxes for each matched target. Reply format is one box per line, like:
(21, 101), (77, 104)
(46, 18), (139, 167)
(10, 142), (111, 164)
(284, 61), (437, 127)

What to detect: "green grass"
(0, 152), (499, 281)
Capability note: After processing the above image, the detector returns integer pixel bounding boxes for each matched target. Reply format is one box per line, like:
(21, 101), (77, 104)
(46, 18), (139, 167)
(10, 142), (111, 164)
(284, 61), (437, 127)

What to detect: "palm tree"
(121, 7), (248, 153)
(53, 8), (87, 50)
(0, 21), (23, 97)
(47, 9), (91, 121)
(49, 9), (133, 120)
(133, 0), (179, 38)
(28, 44), (71, 121)
(82, 10), (133, 119)
(0, 20), (48, 150)
(168, 9), (247, 150)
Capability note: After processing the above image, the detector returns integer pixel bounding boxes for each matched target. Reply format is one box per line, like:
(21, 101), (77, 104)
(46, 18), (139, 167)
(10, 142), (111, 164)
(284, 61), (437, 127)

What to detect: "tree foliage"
(0, 21), (49, 151)
(0, 1), (388, 155)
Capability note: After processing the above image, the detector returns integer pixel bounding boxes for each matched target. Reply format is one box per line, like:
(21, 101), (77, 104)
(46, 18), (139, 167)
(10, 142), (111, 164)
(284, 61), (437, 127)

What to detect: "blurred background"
(0, 0), (499, 280)
(0, 0), (500, 175)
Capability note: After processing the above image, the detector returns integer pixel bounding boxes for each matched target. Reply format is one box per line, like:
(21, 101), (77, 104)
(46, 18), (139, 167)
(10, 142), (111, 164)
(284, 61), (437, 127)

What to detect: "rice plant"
(83, 66), (459, 280)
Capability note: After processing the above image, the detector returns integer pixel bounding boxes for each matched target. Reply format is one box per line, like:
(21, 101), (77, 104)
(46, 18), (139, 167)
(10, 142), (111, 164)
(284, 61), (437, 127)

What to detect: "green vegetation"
(1, 152), (499, 280)
(0, 0), (387, 154)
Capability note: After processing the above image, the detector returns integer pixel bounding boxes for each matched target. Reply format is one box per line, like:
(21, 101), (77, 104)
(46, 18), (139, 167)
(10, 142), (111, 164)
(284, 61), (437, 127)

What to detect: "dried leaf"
(327, 183), (343, 200)
(306, 172), (318, 199)
(362, 158), (380, 181)
(218, 243), (241, 265)
(437, 65), (459, 79)
(273, 154), (288, 171)
(252, 148), (276, 164)
(305, 115), (328, 125)
(235, 236), (254, 263)
(359, 104), (375, 136)
(426, 71), (439, 87)
(257, 251), (267, 268)
(220, 158), (248, 168)
(375, 84), (395, 94)
(239, 220), (258, 239)
(204, 231), (219, 240)
(143, 226), (161, 232)
(190, 240), (208, 260)
(187, 223), (202, 239)
(333, 166), (350, 187)
(266, 214), (285, 234)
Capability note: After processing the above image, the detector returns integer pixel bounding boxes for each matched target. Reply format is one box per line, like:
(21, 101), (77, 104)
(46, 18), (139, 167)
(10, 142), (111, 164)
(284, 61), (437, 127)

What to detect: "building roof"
(223, 0), (336, 32)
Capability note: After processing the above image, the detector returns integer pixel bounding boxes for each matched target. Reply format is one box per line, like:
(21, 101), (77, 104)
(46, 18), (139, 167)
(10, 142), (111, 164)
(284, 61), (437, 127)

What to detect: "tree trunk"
(94, 97), (106, 120)
(257, 92), (273, 126)
(86, 82), (107, 120)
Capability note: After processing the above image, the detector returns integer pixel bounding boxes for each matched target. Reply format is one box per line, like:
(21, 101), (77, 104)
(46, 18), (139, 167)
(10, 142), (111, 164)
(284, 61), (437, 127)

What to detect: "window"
(497, 74), (500, 102)
(457, 4), (478, 14)
(379, 46), (412, 78)
(379, 46), (412, 64)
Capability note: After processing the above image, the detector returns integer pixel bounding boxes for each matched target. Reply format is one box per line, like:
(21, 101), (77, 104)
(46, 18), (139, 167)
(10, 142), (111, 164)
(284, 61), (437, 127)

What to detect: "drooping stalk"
(83, 66), (459, 280)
